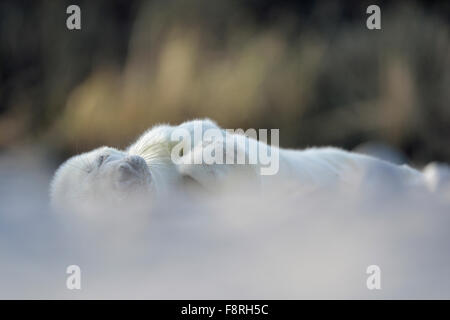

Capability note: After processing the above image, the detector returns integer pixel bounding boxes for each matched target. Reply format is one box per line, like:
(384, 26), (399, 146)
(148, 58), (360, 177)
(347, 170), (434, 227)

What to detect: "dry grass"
(0, 1), (448, 164)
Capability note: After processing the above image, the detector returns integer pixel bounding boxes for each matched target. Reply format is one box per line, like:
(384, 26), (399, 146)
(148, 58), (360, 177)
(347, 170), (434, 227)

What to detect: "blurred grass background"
(0, 0), (448, 164)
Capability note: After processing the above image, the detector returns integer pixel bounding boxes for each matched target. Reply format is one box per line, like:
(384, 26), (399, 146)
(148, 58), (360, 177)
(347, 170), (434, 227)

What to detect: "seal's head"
(50, 146), (152, 212)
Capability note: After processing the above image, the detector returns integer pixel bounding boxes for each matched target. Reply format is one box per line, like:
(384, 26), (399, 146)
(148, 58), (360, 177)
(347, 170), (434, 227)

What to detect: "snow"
(0, 150), (449, 299)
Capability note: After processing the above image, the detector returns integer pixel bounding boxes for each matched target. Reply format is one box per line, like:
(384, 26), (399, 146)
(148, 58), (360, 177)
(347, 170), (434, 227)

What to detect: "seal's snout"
(118, 156), (151, 186)
(118, 162), (137, 180)
(127, 155), (147, 171)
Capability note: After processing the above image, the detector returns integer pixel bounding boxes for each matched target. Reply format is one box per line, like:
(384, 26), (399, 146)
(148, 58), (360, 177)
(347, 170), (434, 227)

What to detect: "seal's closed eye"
(97, 154), (109, 167)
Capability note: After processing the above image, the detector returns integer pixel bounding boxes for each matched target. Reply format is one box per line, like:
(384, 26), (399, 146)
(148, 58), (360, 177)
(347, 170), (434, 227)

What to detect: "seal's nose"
(126, 155), (147, 171)
(118, 162), (137, 181)
(118, 155), (151, 185)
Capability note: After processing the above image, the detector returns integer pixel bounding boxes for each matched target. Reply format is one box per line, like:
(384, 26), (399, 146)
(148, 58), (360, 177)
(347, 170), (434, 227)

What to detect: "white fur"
(51, 118), (430, 210)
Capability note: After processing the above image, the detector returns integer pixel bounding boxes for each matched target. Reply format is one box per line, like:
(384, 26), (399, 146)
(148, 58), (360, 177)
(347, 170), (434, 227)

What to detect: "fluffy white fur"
(51, 118), (432, 210)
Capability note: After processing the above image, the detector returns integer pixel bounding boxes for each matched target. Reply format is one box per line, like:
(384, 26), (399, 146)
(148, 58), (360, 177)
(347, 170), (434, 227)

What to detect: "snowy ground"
(0, 148), (449, 299)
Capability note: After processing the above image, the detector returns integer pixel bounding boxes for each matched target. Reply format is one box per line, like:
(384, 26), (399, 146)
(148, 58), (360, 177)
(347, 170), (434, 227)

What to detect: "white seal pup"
(51, 118), (430, 211)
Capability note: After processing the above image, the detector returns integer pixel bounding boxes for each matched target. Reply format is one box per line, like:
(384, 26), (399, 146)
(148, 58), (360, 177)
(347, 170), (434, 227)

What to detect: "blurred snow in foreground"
(0, 149), (449, 299)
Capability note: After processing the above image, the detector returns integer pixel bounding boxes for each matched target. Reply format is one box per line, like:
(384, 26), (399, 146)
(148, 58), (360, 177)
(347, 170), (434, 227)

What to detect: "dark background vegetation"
(0, 0), (448, 165)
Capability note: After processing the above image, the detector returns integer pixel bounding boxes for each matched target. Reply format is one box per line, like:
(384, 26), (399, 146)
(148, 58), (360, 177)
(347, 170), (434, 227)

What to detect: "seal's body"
(50, 118), (426, 210)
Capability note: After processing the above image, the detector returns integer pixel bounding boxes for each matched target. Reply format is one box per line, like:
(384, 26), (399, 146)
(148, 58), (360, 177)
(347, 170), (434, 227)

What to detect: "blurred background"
(0, 0), (449, 165)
